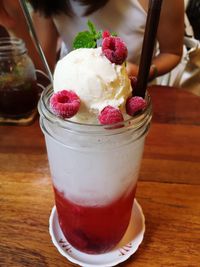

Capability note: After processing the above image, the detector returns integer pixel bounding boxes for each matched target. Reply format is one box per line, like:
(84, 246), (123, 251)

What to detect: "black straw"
(134, 0), (163, 98)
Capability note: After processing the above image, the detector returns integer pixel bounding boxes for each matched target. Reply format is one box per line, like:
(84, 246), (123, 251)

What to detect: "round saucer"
(49, 199), (145, 267)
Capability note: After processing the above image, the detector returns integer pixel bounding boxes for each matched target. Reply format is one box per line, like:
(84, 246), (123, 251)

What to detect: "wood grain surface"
(0, 86), (200, 267)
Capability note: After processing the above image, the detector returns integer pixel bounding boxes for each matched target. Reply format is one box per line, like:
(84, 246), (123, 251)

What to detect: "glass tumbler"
(38, 86), (152, 254)
(0, 37), (38, 125)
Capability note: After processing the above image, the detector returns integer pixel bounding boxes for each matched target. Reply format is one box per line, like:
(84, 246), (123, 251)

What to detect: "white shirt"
(53, 0), (147, 64)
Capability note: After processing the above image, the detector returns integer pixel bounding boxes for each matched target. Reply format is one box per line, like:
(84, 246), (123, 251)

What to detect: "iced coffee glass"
(38, 86), (152, 254)
(0, 37), (38, 125)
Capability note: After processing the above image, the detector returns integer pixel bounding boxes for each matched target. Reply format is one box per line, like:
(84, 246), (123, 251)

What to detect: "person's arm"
(31, 12), (59, 71)
(0, 0), (15, 28)
(127, 0), (185, 80)
(150, 0), (184, 79)
(0, 0), (44, 71)
(0, 0), (59, 73)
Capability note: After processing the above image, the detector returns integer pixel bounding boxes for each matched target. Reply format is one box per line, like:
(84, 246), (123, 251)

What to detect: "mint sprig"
(73, 20), (102, 49)
(87, 20), (96, 36)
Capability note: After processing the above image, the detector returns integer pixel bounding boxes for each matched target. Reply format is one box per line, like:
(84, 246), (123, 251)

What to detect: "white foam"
(45, 132), (145, 206)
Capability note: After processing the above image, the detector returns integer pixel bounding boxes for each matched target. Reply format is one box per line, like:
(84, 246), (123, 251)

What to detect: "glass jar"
(38, 86), (152, 254)
(0, 37), (38, 125)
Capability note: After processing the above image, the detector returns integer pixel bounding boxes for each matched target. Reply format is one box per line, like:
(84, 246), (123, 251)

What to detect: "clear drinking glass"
(38, 86), (152, 254)
(0, 37), (38, 125)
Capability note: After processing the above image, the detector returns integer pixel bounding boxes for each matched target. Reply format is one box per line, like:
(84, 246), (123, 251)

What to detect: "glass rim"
(38, 85), (152, 134)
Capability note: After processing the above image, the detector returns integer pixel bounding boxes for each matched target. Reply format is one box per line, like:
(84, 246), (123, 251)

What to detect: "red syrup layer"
(54, 186), (136, 254)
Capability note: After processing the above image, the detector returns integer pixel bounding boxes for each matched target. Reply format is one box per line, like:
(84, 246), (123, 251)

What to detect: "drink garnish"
(126, 96), (147, 116)
(73, 21), (118, 50)
(73, 20), (102, 49)
(50, 21), (147, 122)
(50, 90), (80, 118)
(102, 36), (128, 65)
(73, 21), (127, 65)
(129, 76), (138, 92)
(98, 106), (124, 125)
(102, 30), (110, 39)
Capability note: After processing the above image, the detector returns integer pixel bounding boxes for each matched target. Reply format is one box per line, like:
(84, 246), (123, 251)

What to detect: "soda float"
(38, 22), (152, 254)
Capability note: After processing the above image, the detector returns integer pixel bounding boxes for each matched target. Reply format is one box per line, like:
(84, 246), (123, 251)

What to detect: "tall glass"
(38, 86), (152, 254)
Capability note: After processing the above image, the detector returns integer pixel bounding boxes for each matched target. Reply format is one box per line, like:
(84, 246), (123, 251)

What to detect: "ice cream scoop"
(53, 47), (132, 124)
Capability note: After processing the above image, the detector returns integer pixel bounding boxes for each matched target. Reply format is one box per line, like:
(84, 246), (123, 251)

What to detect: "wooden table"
(1, 86), (200, 266)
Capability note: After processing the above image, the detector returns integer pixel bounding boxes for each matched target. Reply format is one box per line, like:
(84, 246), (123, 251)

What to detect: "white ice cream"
(53, 47), (132, 123)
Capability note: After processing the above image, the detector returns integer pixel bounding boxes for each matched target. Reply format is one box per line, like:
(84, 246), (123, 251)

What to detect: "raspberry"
(98, 106), (124, 125)
(102, 36), (128, 65)
(102, 30), (110, 39)
(130, 76), (138, 91)
(50, 90), (80, 118)
(126, 96), (147, 116)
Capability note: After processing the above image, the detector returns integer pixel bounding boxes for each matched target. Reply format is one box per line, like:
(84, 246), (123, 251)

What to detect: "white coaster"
(49, 199), (145, 267)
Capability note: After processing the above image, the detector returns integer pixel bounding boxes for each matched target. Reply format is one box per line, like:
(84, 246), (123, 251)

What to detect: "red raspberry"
(126, 96), (147, 116)
(50, 90), (80, 118)
(102, 30), (110, 39)
(102, 36), (128, 65)
(129, 76), (138, 91)
(98, 106), (124, 125)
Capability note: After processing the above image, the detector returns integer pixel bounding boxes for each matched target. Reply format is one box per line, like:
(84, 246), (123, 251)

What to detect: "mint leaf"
(111, 32), (118, 37)
(73, 31), (96, 49)
(95, 30), (103, 40)
(87, 20), (97, 35)
(73, 20), (103, 49)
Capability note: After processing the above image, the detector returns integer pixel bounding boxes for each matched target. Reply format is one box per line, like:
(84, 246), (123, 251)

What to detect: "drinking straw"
(134, 0), (163, 98)
(19, 0), (53, 83)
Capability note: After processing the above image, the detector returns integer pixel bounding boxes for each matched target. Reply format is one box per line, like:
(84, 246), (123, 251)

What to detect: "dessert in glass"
(38, 23), (152, 254)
